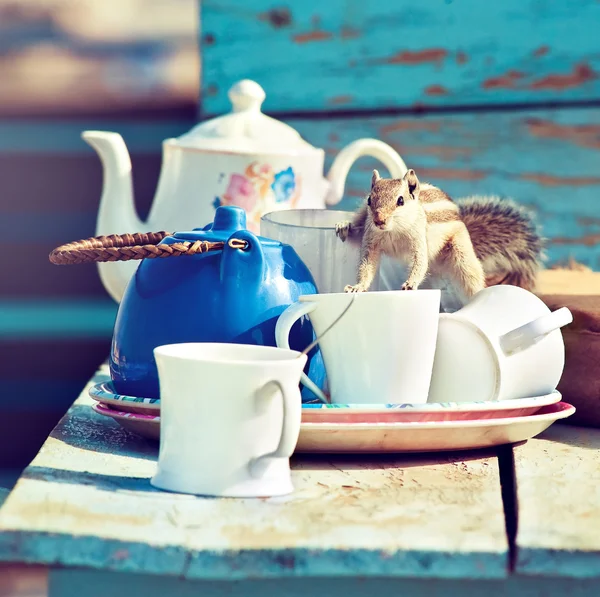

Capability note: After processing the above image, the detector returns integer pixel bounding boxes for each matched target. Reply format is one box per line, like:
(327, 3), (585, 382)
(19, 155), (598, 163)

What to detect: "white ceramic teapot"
(83, 79), (408, 302)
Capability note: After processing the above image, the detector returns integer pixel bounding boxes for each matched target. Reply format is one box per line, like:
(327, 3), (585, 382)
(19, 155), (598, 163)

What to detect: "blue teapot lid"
(173, 206), (279, 245)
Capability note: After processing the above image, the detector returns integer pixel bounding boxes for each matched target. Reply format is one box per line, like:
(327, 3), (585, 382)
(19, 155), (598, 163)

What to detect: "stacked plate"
(90, 381), (575, 453)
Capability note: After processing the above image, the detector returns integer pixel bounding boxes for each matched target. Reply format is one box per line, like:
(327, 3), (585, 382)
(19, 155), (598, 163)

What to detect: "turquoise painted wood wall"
(200, 0), (600, 114)
(199, 0), (600, 269)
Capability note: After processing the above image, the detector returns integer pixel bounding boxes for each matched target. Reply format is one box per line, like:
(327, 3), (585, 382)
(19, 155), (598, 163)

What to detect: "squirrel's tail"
(457, 195), (545, 291)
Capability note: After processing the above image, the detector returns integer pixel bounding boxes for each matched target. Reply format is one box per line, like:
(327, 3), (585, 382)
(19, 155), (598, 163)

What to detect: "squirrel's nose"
(374, 214), (386, 227)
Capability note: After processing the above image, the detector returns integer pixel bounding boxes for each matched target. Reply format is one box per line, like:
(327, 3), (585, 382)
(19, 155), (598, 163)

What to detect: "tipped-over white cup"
(427, 285), (572, 403)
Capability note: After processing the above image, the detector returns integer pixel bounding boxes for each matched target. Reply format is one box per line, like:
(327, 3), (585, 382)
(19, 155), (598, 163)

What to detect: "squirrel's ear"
(404, 169), (420, 198)
(371, 169), (381, 188)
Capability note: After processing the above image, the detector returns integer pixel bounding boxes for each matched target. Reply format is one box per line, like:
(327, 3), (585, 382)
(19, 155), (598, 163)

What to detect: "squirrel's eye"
(367, 196), (371, 206)
(397, 196), (404, 206)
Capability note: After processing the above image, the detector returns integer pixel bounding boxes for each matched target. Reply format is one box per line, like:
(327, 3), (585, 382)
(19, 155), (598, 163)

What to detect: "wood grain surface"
(200, 0), (600, 114)
(47, 569), (600, 597)
(0, 366), (508, 580)
(513, 424), (600, 577)
(537, 269), (600, 295)
(4, 106), (600, 275)
(287, 108), (600, 269)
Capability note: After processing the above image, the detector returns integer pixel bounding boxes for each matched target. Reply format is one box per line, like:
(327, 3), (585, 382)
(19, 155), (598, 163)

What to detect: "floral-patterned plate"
(90, 381), (561, 423)
(89, 381), (160, 415)
(301, 392), (562, 423)
(296, 402), (576, 453)
(91, 401), (575, 452)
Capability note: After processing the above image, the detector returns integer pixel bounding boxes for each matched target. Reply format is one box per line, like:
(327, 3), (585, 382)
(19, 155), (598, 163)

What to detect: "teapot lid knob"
(228, 80), (266, 112)
(173, 78), (317, 154)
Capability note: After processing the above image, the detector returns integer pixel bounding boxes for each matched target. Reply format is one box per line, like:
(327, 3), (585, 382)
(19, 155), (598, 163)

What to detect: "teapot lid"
(172, 80), (320, 155)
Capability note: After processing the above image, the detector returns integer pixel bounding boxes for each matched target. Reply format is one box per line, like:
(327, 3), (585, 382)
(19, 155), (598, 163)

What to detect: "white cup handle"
(324, 139), (408, 206)
(499, 307), (573, 355)
(275, 301), (328, 402)
(249, 379), (301, 478)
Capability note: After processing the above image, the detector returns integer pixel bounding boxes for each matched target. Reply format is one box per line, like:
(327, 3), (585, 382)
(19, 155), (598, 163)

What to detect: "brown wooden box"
(537, 269), (600, 428)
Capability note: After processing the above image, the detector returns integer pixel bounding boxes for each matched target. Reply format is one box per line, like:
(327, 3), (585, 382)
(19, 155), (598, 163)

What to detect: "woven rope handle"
(49, 231), (248, 265)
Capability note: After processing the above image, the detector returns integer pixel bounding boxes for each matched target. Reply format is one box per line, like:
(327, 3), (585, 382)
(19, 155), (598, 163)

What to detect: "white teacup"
(275, 290), (441, 404)
(151, 343), (306, 497)
(427, 285), (573, 403)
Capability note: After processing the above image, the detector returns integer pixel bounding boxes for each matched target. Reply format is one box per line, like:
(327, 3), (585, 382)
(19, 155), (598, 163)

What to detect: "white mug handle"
(275, 301), (328, 402)
(249, 378), (302, 478)
(324, 138), (408, 206)
(499, 307), (573, 355)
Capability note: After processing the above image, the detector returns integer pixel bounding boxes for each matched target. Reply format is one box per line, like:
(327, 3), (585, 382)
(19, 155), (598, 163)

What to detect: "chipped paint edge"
(0, 531), (509, 580)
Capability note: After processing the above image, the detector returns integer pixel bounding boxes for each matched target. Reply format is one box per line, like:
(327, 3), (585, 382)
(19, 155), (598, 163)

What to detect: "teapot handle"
(48, 231), (242, 265)
(324, 139), (408, 206)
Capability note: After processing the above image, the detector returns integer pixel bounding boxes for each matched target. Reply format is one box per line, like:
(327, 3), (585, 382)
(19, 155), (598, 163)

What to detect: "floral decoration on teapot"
(214, 162), (302, 232)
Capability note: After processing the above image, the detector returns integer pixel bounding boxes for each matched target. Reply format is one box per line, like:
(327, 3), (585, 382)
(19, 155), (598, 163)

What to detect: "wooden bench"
(0, 363), (598, 597)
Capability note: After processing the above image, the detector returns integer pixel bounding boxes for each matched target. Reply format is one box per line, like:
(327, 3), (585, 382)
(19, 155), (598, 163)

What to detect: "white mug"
(427, 285), (573, 403)
(151, 343), (306, 497)
(275, 290), (441, 404)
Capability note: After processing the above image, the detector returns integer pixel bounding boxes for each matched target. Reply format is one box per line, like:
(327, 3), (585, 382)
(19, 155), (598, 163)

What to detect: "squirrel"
(335, 168), (544, 303)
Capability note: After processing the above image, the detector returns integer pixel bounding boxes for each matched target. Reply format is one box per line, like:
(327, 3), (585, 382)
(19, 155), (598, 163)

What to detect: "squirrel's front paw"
(344, 284), (366, 293)
(335, 220), (352, 242)
(401, 282), (414, 291)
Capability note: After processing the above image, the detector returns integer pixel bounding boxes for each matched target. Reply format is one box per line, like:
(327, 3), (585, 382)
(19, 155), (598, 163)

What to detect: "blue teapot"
(110, 206), (325, 401)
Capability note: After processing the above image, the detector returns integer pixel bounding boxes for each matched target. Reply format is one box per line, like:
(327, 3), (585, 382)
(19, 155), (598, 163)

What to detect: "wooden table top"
(0, 364), (598, 584)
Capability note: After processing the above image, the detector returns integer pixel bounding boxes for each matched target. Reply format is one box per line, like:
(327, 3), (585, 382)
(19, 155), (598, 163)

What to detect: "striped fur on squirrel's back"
(457, 195), (545, 291)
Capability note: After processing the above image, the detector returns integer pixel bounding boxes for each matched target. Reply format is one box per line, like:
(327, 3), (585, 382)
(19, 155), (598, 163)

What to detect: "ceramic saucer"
(89, 380), (561, 423)
(296, 402), (575, 453)
(89, 381), (160, 415)
(301, 392), (562, 424)
(92, 403), (160, 440)
(92, 400), (575, 453)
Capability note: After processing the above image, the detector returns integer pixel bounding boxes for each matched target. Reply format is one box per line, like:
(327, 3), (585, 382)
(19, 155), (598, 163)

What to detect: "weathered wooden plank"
(0, 149), (162, 298)
(0, 241), (107, 299)
(513, 424), (600, 577)
(0, 121), (192, 155)
(48, 569), (600, 597)
(200, 0), (600, 114)
(5, 107), (600, 270)
(0, 0), (197, 119)
(0, 301), (116, 340)
(0, 378), (87, 470)
(0, 340), (110, 467)
(537, 269), (600, 295)
(287, 108), (600, 270)
(0, 366), (508, 580)
(0, 151), (159, 222)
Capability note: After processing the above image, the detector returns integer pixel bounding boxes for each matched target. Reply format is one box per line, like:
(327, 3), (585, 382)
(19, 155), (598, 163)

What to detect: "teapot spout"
(83, 131), (142, 235)
(83, 130), (144, 302)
